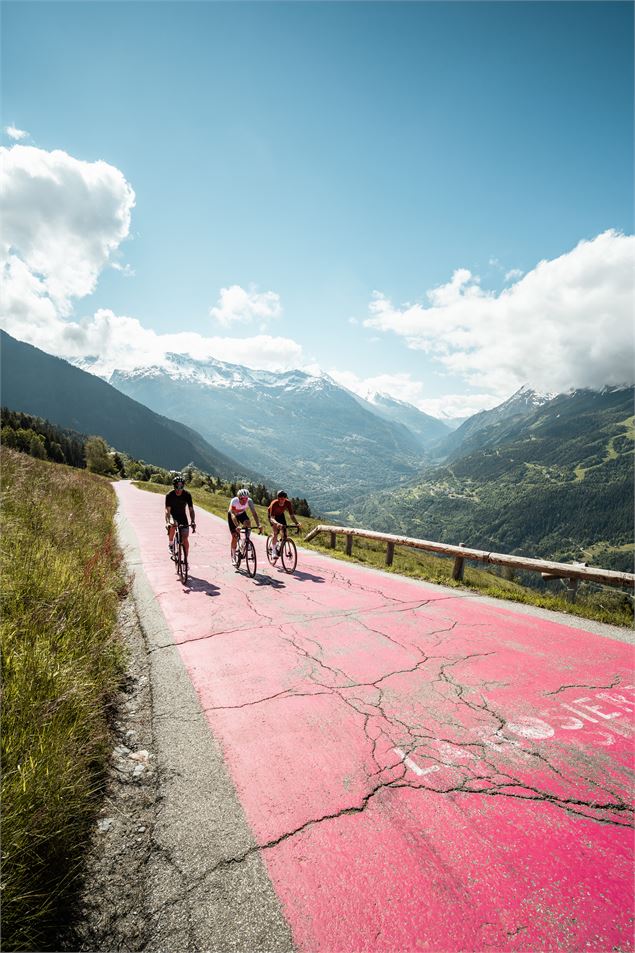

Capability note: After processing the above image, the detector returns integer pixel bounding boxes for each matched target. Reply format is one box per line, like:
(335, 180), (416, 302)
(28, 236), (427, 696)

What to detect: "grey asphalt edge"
(115, 508), (295, 953)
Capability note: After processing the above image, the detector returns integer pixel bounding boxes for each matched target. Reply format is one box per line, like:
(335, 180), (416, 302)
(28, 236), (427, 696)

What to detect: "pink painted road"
(116, 482), (634, 953)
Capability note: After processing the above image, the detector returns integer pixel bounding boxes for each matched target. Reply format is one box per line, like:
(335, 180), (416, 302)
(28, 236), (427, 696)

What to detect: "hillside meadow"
(1, 449), (125, 951)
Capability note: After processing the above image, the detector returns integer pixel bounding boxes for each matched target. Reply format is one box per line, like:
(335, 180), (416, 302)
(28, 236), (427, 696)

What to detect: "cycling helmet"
(237, 487), (249, 499)
(173, 475), (185, 488)
(276, 490), (288, 499)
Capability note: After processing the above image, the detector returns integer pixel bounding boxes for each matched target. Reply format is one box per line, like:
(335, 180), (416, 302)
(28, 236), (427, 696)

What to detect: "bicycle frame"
(170, 520), (190, 583)
(267, 523), (299, 573)
(232, 526), (257, 577)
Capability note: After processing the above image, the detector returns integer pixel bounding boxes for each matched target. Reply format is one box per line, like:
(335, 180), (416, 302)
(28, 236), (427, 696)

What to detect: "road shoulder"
(63, 506), (294, 952)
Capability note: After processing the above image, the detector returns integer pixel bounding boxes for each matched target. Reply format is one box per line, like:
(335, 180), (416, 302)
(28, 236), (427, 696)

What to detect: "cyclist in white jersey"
(228, 488), (262, 562)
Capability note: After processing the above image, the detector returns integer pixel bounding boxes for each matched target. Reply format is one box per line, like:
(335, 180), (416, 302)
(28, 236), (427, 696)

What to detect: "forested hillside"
(353, 387), (634, 572)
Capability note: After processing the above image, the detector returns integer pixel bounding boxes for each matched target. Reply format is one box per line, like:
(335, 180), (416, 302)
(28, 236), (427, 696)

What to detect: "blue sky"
(1, 1), (633, 417)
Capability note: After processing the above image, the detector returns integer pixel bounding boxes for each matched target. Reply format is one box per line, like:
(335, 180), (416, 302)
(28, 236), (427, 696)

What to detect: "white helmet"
(237, 488), (249, 499)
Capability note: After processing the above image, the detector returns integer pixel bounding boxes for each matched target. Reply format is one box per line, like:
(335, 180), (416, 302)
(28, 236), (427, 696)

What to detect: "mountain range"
(352, 385), (634, 572)
(2, 330), (632, 570)
(109, 355), (449, 510)
(0, 332), (256, 480)
(432, 385), (556, 461)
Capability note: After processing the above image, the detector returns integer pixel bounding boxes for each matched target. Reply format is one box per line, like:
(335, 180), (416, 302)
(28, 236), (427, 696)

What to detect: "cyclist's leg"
(277, 516), (287, 550)
(228, 514), (239, 557)
(270, 518), (279, 548)
(181, 524), (190, 558)
(168, 520), (176, 550)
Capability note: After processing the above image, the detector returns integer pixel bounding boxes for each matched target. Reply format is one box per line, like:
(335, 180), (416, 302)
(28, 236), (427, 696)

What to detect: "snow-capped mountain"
(353, 392), (451, 448)
(109, 356), (438, 512)
(114, 353), (338, 394)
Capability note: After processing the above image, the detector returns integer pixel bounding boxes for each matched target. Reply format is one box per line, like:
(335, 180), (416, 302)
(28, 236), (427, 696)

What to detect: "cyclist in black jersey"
(165, 476), (196, 558)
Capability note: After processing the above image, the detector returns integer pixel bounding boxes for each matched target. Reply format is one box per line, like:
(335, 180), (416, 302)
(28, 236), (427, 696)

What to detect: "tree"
(112, 452), (126, 476)
(85, 436), (116, 475)
(29, 433), (47, 459)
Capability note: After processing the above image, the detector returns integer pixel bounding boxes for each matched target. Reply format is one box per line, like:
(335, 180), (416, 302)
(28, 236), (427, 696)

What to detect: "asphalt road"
(115, 481), (634, 953)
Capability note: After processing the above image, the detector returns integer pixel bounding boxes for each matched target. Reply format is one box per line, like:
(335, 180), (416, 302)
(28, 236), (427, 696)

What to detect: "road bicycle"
(169, 522), (192, 584)
(266, 524), (299, 574)
(231, 525), (258, 578)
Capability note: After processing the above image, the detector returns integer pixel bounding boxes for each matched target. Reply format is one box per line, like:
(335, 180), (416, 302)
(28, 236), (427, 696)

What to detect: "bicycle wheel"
(281, 538), (297, 574)
(266, 535), (276, 565)
(178, 543), (188, 583)
(245, 540), (257, 577)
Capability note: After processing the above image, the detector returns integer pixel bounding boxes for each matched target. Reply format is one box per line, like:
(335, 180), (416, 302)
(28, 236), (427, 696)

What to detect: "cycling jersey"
(165, 489), (193, 525)
(268, 498), (295, 521)
(229, 496), (253, 514)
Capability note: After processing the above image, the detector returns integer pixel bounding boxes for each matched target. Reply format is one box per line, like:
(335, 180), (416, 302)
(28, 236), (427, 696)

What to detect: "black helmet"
(276, 490), (288, 499)
(173, 475), (184, 487)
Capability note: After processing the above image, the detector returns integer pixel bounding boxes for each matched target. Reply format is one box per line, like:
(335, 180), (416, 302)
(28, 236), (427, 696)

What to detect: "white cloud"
(5, 126), (28, 141)
(0, 143), (303, 380)
(364, 231), (635, 394)
(0, 144), (135, 320)
(111, 262), (135, 277)
(209, 284), (282, 326)
(504, 268), (523, 282)
(1, 306), (305, 378)
(326, 368), (497, 420)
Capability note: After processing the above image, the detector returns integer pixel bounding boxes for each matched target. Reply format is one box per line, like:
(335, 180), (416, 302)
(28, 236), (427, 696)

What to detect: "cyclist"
(228, 487), (262, 562)
(165, 475), (196, 559)
(268, 490), (302, 562)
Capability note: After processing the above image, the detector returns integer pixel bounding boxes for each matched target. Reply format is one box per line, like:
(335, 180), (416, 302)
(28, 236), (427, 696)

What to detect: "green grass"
(136, 481), (633, 627)
(1, 449), (125, 952)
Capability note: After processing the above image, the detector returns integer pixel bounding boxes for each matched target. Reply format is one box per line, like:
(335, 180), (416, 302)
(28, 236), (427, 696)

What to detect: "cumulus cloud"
(209, 284), (282, 327)
(5, 126), (29, 141)
(326, 368), (497, 420)
(0, 144), (135, 320)
(364, 231), (635, 395)
(0, 142), (304, 377)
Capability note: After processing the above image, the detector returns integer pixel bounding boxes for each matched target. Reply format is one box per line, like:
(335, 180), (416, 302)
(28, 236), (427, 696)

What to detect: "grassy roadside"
(137, 480), (633, 627)
(1, 448), (126, 952)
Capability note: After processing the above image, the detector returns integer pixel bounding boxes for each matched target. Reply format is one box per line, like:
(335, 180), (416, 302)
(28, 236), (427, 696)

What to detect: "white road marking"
(393, 748), (441, 776)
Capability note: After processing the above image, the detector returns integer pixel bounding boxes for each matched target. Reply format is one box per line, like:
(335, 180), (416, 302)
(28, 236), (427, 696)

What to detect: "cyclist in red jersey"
(267, 491), (301, 561)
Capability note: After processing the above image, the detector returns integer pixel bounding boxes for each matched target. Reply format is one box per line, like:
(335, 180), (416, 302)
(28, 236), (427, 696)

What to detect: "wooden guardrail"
(304, 524), (635, 603)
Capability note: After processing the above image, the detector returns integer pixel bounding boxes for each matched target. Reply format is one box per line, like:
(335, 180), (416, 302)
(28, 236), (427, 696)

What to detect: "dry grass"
(1, 449), (125, 951)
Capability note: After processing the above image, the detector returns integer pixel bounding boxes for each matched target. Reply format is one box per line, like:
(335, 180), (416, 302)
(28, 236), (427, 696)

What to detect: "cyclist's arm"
(287, 500), (301, 528)
(188, 504), (196, 529)
(248, 500), (262, 529)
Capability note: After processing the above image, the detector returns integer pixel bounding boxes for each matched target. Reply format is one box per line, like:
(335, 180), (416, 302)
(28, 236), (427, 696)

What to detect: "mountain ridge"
(0, 331), (260, 480)
(352, 386), (634, 572)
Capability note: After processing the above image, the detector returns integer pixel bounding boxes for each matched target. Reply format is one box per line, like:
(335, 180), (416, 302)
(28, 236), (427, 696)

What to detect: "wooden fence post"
(346, 534), (353, 556)
(330, 531), (337, 549)
(386, 541), (395, 566)
(565, 578), (579, 604)
(452, 543), (465, 581)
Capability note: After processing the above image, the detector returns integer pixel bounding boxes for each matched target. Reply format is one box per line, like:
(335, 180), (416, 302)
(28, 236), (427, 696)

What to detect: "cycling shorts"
(269, 512), (287, 526)
(169, 517), (189, 535)
(228, 511), (249, 534)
